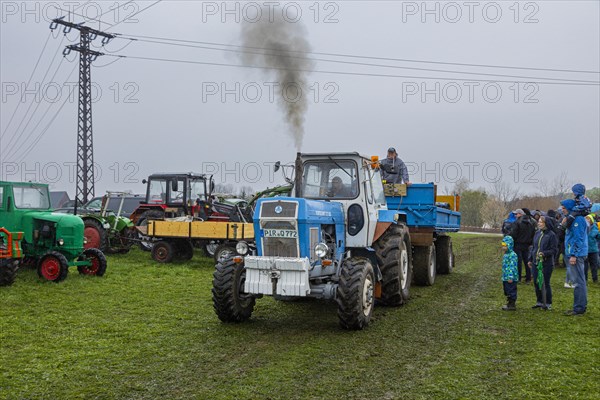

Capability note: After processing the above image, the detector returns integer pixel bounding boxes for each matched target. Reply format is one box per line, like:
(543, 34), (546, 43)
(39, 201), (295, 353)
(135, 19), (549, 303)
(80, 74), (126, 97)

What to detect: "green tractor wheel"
(37, 252), (69, 283)
(77, 248), (108, 276)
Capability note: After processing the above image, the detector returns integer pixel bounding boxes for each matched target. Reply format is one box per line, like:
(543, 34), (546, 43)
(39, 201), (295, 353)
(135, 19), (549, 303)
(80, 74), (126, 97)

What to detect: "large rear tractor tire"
(374, 224), (413, 306)
(336, 257), (375, 330)
(77, 248), (107, 276)
(212, 259), (255, 322)
(83, 219), (107, 252)
(436, 235), (454, 274)
(0, 259), (18, 286)
(37, 252), (69, 283)
(151, 241), (175, 263)
(413, 244), (436, 286)
(135, 210), (164, 252)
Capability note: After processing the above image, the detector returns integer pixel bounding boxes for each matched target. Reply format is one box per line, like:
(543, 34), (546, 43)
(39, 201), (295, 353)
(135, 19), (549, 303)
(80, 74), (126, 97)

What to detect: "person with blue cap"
(560, 198), (589, 316)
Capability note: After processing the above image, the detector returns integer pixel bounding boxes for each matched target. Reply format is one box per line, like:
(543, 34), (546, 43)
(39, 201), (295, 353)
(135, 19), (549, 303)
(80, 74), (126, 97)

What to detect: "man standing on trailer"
(380, 147), (411, 185)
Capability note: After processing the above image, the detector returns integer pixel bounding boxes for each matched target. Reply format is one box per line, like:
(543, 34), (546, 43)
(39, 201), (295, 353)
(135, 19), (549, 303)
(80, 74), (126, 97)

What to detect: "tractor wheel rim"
(84, 227), (101, 249)
(41, 257), (60, 280)
(82, 256), (99, 275)
(429, 249), (436, 278)
(362, 274), (374, 316)
(156, 247), (168, 261)
(400, 248), (409, 290)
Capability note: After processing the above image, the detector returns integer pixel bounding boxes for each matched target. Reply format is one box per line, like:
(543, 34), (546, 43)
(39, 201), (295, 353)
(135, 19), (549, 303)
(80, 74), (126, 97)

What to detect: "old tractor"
(212, 152), (460, 330)
(77, 192), (135, 254)
(0, 181), (107, 283)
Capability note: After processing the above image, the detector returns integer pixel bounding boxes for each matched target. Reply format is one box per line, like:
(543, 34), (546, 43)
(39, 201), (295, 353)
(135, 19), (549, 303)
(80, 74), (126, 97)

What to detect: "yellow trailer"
(140, 220), (254, 264)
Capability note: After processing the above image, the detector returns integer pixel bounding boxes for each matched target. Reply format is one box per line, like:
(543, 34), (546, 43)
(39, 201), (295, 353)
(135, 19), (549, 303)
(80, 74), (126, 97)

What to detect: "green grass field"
(1, 234), (599, 399)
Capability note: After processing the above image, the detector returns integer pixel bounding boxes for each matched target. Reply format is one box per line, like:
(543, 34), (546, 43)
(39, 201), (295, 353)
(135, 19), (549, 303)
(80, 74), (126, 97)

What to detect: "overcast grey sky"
(1, 0), (598, 198)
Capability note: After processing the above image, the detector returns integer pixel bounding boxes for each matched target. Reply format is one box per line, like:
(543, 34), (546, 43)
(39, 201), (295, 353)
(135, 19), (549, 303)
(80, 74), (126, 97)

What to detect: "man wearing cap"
(561, 198), (588, 316)
(510, 208), (536, 283)
(380, 147), (410, 185)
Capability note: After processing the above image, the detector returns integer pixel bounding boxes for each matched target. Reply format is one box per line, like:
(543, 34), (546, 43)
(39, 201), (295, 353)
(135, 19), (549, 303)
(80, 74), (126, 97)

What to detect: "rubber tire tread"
(212, 259), (255, 322)
(336, 257), (374, 330)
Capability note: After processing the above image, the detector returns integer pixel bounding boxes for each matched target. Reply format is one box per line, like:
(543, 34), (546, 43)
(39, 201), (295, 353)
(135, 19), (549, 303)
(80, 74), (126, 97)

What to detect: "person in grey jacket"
(380, 147), (411, 185)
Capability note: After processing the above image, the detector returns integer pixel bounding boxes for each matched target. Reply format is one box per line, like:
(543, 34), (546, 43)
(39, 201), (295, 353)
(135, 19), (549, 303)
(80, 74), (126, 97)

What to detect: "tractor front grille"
(260, 200), (298, 218)
(261, 221), (299, 258)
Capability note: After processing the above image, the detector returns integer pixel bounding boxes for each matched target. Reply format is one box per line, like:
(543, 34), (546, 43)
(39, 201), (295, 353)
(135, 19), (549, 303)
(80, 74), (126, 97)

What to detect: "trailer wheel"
(212, 258), (255, 322)
(176, 240), (194, 261)
(77, 248), (107, 276)
(436, 236), (454, 274)
(374, 224), (412, 306)
(152, 241), (175, 263)
(136, 210), (164, 251)
(214, 243), (236, 263)
(336, 257), (375, 330)
(83, 219), (107, 252)
(413, 244), (436, 286)
(37, 252), (69, 283)
(0, 259), (18, 286)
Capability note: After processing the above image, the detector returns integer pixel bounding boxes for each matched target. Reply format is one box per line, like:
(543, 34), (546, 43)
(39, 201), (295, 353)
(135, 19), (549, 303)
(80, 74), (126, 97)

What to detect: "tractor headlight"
(58, 238), (64, 246)
(236, 241), (249, 255)
(314, 242), (329, 258)
(83, 238), (88, 244)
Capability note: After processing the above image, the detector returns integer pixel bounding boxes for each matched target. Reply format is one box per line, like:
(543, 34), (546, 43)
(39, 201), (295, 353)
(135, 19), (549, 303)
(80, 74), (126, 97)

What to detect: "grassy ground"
(1, 234), (599, 399)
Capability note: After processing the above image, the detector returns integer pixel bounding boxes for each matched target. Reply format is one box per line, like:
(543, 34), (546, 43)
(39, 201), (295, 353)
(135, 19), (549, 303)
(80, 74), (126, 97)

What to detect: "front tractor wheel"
(151, 241), (175, 263)
(413, 244), (436, 286)
(336, 257), (375, 330)
(83, 219), (107, 252)
(37, 252), (69, 283)
(214, 243), (237, 263)
(77, 248), (107, 276)
(212, 259), (255, 322)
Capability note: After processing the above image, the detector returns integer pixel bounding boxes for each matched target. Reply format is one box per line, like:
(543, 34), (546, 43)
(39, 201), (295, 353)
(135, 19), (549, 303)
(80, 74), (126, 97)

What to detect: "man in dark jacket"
(528, 216), (558, 310)
(510, 208), (536, 283)
(380, 147), (410, 185)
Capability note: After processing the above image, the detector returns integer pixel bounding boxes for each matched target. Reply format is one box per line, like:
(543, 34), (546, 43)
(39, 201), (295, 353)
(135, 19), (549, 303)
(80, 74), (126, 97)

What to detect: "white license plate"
(264, 229), (298, 238)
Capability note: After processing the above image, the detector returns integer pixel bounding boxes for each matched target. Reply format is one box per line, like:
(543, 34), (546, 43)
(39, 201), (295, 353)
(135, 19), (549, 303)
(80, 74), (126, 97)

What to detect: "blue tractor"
(212, 152), (461, 329)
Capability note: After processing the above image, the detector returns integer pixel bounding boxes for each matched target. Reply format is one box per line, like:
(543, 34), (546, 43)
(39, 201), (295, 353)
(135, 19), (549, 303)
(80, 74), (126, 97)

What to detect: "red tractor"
(130, 173), (249, 253)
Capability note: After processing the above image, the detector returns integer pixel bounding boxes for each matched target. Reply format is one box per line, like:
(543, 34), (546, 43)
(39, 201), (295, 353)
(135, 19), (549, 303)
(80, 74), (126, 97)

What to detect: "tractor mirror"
(142, 179), (147, 184)
(171, 180), (178, 192)
(273, 161), (281, 173)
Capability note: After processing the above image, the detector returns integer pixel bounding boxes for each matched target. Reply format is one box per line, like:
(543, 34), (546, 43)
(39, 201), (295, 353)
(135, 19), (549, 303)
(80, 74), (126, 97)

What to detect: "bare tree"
(238, 185), (255, 199)
(490, 180), (519, 208)
(481, 196), (508, 229)
(452, 177), (470, 195)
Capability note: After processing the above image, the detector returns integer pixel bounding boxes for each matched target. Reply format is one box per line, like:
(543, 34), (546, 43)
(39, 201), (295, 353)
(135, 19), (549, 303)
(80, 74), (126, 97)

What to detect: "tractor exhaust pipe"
(294, 152), (302, 198)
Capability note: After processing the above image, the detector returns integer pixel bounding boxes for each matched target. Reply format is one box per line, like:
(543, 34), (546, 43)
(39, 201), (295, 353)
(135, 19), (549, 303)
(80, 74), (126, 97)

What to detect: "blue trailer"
(212, 152), (461, 330)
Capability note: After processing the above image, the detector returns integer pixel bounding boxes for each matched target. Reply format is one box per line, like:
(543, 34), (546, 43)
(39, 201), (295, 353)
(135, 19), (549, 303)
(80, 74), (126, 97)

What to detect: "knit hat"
(561, 199), (576, 211)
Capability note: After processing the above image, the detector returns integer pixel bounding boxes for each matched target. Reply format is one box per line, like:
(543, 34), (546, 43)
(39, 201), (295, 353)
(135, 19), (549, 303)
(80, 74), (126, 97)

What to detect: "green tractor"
(76, 192), (135, 254)
(0, 181), (107, 283)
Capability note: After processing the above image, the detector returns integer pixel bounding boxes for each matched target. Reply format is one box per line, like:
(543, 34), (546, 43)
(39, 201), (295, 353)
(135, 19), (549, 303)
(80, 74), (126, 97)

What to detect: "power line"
(0, 31), (53, 141)
(118, 32), (600, 75)
(11, 66), (79, 163)
(3, 57), (69, 162)
(118, 36), (600, 84)
(2, 36), (66, 158)
(7, 65), (78, 163)
(103, 53), (600, 86)
(107, 0), (162, 30)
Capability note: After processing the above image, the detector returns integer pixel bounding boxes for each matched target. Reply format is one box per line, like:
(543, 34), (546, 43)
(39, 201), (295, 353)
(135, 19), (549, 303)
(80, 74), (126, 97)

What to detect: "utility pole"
(50, 18), (115, 206)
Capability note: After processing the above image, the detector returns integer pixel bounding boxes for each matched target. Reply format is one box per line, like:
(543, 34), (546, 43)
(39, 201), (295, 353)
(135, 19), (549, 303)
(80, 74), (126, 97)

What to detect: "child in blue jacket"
(501, 236), (518, 311)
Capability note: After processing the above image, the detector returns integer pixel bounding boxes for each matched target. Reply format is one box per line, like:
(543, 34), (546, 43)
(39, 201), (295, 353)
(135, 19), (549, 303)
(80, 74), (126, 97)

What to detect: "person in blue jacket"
(561, 199), (589, 316)
(528, 216), (558, 310)
(584, 213), (599, 283)
(501, 236), (518, 311)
